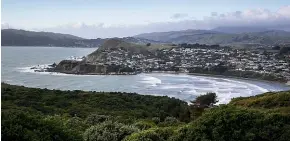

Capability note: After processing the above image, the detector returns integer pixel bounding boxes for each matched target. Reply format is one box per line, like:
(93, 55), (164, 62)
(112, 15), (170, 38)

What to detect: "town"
(85, 43), (290, 82)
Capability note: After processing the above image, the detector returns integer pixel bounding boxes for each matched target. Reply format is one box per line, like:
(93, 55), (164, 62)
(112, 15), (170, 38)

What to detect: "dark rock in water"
(49, 63), (57, 67)
(30, 67), (37, 69)
(34, 69), (45, 72)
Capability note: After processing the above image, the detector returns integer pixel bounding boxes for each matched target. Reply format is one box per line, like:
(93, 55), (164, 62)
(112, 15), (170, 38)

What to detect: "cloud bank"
(171, 13), (188, 19)
(5, 6), (290, 38)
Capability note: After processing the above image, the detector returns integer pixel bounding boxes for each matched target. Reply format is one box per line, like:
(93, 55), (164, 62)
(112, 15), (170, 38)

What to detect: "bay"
(2, 46), (290, 104)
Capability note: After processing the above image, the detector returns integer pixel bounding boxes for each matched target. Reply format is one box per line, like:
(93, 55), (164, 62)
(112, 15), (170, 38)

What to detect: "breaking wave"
(139, 74), (162, 87)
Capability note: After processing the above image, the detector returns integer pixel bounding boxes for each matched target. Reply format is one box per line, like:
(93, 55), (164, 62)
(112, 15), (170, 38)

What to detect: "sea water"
(2, 46), (290, 104)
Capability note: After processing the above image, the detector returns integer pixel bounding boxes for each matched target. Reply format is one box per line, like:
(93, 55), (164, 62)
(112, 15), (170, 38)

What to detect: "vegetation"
(2, 83), (290, 141)
(190, 92), (218, 107)
(135, 29), (290, 46)
(1, 29), (163, 47)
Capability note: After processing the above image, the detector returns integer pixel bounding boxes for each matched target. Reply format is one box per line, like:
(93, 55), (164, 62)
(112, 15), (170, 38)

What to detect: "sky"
(2, 0), (290, 38)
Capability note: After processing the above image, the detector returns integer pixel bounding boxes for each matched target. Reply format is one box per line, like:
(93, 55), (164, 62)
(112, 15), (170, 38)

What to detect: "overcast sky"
(2, 0), (290, 38)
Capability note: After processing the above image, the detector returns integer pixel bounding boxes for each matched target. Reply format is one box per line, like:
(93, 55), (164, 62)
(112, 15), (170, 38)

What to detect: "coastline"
(143, 71), (290, 86)
(187, 72), (289, 85)
(51, 69), (290, 86)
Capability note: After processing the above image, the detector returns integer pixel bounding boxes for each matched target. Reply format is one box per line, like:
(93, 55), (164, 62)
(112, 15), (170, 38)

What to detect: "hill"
(135, 29), (290, 46)
(87, 38), (174, 62)
(2, 83), (290, 141)
(1, 29), (89, 47)
(229, 91), (290, 114)
(211, 26), (270, 33)
(1, 29), (163, 47)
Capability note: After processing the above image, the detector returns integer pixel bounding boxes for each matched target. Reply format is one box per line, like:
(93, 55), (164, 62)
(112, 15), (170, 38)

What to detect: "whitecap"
(139, 75), (162, 87)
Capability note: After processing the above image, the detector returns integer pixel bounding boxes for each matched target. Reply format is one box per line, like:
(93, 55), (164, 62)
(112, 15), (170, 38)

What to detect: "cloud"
(171, 13), (188, 19)
(1, 22), (11, 29)
(12, 5), (290, 38)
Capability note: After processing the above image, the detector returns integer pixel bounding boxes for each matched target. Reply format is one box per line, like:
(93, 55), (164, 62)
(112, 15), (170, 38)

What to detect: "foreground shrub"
(85, 114), (111, 125)
(124, 127), (175, 141)
(151, 117), (161, 124)
(83, 121), (138, 141)
(65, 116), (88, 134)
(133, 120), (156, 130)
(171, 105), (290, 141)
(2, 110), (82, 141)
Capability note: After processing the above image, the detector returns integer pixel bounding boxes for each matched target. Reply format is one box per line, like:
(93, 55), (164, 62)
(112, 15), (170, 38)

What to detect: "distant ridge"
(3, 28), (290, 47)
(135, 28), (290, 46)
(1, 29), (163, 47)
(1, 29), (88, 47)
(211, 26), (270, 34)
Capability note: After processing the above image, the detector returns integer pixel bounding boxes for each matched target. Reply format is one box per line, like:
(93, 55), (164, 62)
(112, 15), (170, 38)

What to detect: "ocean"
(2, 46), (290, 104)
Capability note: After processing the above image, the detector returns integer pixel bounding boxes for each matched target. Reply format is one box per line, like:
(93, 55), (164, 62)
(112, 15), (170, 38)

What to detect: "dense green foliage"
(230, 91), (290, 108)
(2, 83), (290, 141)
(190, 92), (218, 107)
(2, 110), (83, 141)
(171, 105), (290, 141)
(124, 127), (175, 141)
(83, 121), (138, 141)
(2, 83), (190, 121)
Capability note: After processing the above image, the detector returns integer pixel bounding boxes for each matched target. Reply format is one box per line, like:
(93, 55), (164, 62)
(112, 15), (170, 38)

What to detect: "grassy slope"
(87, 38), (175, 62)
(229, 91), (290, 114)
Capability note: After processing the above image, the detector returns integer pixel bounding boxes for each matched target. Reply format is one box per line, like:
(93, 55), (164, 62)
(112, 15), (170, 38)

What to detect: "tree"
(146, 43), (151, 46)
(279, 47), (290, 55)
(191, 92), (218, 107)
(124, 127), (174, 141)
(85, 114), (111, 125)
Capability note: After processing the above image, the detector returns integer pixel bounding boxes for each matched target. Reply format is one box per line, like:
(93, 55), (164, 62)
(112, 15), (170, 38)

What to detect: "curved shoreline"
(24, 64), (290, 86)
(142, 71), (290, 86)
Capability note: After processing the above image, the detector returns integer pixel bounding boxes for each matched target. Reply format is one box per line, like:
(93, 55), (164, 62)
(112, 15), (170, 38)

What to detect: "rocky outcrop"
(53, 59), (137, 75)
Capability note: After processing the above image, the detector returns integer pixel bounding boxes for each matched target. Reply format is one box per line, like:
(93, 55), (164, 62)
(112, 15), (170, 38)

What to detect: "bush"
(85, 114), (111, 125)
(152, 117), (161, 124)
(133, 120), (156, 130)
(83, 121), (138, 141)
(164, 117), (179, 124)
(191, 92), (218, 107)
(230, 91), (290, 108)
(65, 116), (88, 133)
(124, 127), (174, 141)
(2, 110), (82, 141)
(171, 105), (290, 141)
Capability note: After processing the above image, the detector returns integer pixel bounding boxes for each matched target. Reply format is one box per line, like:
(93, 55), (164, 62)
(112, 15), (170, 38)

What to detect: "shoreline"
(146, 71), (290, 86)
(47, 69), (290, 86)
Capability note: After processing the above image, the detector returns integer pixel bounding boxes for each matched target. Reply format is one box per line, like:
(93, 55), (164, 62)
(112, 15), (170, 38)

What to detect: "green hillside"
(1, 29), (164, 47)
(135, 29), (290, 46)
(87, 38), (174, 62)
(2, 83), (290, 141)
(1, 29), (89, 47)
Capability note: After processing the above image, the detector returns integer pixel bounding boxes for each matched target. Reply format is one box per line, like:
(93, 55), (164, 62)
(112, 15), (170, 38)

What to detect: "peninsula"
(35, 38), (290, 82)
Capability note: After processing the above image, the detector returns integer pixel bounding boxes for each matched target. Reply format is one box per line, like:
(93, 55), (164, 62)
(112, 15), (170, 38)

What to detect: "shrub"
(83, 121), (138, 141)
(65, 116), (88, 133)
(2, 110), (82, 141)
(133, 120), (156, 130)
(164, 117), (179, 124)
(85, 114), (111, 125)
(152, 117), (161, 124)
(171, 105), (290, 141)
(124, 127), (174, 141)
(190, 92), (218, 107)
